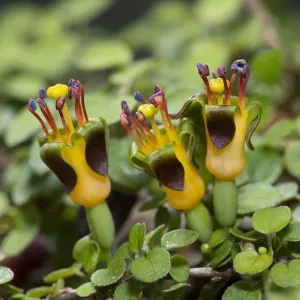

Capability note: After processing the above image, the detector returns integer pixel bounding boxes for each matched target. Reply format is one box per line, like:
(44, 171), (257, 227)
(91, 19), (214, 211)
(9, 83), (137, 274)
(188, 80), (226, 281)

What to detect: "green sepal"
(204, 105), (240, 150)
(246, 101), (262, 150)
(169, 94), (206, 120)
(39, 142), (77, 194)
(130, 141), (185, 191)
(177, 118), (196, 162)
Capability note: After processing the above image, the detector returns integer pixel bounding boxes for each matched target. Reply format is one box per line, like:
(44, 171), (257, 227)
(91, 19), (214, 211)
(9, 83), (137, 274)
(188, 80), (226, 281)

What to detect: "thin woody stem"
(189, 267), (234, 279)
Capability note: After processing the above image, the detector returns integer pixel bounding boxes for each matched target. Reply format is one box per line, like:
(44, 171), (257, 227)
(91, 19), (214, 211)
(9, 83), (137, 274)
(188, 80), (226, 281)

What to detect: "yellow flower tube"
(194, 60), (262, 227)
(123, 88), (213, 242)
(28, 80), (114, 251)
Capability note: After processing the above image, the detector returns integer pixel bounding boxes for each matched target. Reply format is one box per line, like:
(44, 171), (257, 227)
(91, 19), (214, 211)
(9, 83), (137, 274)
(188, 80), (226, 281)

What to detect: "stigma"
(28, 79), (89, 143)
(196, 59), (250, 111)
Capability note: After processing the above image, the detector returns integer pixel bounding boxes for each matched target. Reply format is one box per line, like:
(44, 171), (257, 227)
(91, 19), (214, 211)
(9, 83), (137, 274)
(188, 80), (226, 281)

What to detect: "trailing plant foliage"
(1, 0), (300, 300)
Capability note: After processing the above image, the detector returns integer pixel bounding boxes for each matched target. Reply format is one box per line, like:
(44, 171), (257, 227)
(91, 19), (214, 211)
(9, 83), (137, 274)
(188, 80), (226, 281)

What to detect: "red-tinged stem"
(242, 70), (250, 104)
(238, 76), (244, 101)
(122, 125), (144, 149)
(131, 117), (147, 140)
(223, 78), (230, 105)
(58, 110), (70, 136)
(30, 110), (51, 140)
(78, 82), (89, 123)
(75, 95), (84, 127)
(41, 106), (60, 137)
(202, 76), (212, 105)
(141, 122), (158, 145)
(161, 93), (175, 131)
(227, 72), (238, 105)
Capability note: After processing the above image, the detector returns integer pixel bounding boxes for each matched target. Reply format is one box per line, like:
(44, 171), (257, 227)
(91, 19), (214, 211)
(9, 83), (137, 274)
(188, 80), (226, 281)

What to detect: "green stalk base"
(185, 203), (213, 243)
(85, 202), (115, 251)
(213, 179), (238, 227)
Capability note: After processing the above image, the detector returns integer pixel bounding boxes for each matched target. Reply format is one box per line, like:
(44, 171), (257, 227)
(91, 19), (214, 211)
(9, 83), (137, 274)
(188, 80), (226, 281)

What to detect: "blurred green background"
(0, 0), (300, 293)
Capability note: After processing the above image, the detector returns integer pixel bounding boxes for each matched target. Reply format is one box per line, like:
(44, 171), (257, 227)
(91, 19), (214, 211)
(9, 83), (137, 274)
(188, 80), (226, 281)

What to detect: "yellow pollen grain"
(209, 78), (229, 94)
(47, 84), (68, 100)
(138, 104), (158, 119)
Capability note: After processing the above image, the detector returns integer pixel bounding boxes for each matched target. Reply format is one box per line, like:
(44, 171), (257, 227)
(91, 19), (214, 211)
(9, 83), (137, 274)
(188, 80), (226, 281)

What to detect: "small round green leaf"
(91, 258), (126, 287)
(233, 250), (272, 275)
(209, 229), (227, 248)
(293, 206), (300, 222)
(130, 247), (170, 283)
(0, 267), (14, 284)
(73, 235), (99, 275)
(0, 191), (10, 217)
(238, 183), (280, 214)
(170, 255), (189, 283)
(278, 221), (300, 242)
(0, 283), (23, 297)
(155, 206), (170, 227)
(270, 260), (300, 288)
(43, 268), (78, 283)
(2, 226), (38, 257)
(252, 206), (291, 234)
(129, 223), (146, 253)
(26, 286), (52, 298)
(114, 242), (132, 260)
(222, 281), (262, 300)
(229, 228), (264, 242)
(109, 137), (149, 192)
(196, 0), (243, 28)
(251, 49), (284, 85)
(209, 240), (233, 267)
(161, 229), (198, 251)
(5, 106), (40, 147)
(160, 282), (190, 294)
(276, 182), (298, 202)
(114, 279), (142, 300)
(143, 224), (166, 250)
(285, 141), (300, 179)
(76, 282), (96, 298)
(76, 40), (132, 71)
(265, 120), (295, 147)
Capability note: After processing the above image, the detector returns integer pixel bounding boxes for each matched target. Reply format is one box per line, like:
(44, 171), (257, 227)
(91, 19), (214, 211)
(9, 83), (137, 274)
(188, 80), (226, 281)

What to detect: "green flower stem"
(213, 179), (238, 227)
(185, 203), (213, 242)
(267, 234), (273, 250)
(85, 202), (115, 252)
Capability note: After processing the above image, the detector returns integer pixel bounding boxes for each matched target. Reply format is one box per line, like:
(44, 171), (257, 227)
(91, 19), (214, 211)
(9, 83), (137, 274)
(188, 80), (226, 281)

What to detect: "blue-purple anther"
(197, 63), (210, 77)
(231, 59), (249, 75)
(121, 100), (130, 116)
(217, 67), (227, 78)
(29, 98), (37, 111)
(39, 88), (47, 99)
(133, 92), (144, 102)
(68, 79), (77, 87)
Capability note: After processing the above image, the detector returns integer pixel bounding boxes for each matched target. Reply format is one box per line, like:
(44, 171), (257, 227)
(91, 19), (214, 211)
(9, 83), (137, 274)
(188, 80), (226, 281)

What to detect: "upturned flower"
(171, 59), (262, 181)
(120, 86), (205, 211)
(28, 80), (111, 208)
